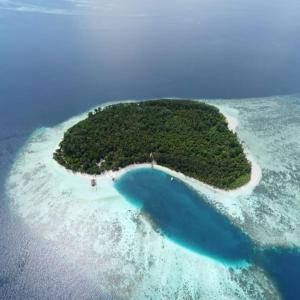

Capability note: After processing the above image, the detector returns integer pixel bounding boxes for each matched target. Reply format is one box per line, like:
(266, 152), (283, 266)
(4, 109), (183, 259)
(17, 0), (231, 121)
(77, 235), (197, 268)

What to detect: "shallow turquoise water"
(115, 167), (300, 300)
(115, 168), (254, 264)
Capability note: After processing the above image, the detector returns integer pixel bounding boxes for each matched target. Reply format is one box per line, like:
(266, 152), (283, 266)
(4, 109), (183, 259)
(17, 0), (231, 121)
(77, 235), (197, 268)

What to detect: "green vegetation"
(54, 100), (251, 189)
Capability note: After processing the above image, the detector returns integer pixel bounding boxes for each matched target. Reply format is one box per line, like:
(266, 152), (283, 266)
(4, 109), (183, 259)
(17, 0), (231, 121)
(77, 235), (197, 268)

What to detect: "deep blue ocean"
(1, 1), (300, 299)
(115, 168), (300, 300)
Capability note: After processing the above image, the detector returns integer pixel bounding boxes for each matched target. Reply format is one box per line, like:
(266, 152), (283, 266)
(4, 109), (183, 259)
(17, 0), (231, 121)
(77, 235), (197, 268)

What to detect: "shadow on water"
(115, 168), (300, 300)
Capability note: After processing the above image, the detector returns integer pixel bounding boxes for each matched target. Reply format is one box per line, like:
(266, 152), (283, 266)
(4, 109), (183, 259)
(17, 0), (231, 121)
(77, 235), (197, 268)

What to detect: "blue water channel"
(115, 168), (300, 300)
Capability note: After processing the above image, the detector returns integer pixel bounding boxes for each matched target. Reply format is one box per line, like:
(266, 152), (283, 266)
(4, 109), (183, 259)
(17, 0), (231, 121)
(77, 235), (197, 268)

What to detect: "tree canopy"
(54, 100), (251, 189)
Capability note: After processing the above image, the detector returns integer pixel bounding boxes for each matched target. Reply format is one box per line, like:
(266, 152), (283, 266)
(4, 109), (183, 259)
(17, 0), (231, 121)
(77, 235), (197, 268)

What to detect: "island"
(53, 100), (251, 189)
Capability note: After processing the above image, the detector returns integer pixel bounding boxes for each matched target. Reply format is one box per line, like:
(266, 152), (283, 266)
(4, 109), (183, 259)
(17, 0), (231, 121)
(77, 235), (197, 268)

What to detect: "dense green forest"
(54, 100), (251, 189)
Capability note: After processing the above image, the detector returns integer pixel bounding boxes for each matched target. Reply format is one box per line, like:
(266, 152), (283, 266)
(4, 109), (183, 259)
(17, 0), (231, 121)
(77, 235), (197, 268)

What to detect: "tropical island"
(53, 100), (251, 189)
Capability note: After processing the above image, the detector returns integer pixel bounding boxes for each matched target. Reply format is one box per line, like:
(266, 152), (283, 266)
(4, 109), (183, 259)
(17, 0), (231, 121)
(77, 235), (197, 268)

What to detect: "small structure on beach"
(150, 152), (156, 168)
(91, 178), (97, 187)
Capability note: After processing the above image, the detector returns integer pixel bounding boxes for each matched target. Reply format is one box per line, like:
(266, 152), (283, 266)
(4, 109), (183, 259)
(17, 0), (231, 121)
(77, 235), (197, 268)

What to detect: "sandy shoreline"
(60, 102), (262, 199)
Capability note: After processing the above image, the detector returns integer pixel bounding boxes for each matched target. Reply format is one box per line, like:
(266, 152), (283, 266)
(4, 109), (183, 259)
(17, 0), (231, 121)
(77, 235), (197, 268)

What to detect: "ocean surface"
(1, 1), (300, 299)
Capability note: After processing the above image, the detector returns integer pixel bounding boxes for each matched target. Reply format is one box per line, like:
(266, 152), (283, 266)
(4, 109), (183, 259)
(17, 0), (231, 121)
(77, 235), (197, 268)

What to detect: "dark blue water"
(115, 168), (300, 300)
(1, 0), (300, 133)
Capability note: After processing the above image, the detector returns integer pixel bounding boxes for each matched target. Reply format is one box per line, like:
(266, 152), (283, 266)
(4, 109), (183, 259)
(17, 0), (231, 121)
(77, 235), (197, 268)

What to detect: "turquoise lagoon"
(115, 167), (300, 300)
(115, 168), (254, 264)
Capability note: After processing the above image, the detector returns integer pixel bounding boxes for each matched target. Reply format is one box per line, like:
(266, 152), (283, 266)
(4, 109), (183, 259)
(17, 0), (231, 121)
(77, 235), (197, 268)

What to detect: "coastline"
(58, 102), (262, 199)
